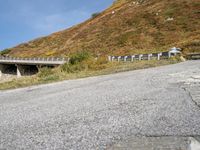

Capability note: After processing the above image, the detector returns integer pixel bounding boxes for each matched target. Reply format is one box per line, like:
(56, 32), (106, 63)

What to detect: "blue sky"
(0, 0), (114, 50)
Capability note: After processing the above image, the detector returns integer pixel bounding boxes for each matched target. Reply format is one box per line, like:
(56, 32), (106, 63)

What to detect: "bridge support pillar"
(0, 64), (3, 77)
(0, 64), (7, 77)
(16, 65), (23, 78)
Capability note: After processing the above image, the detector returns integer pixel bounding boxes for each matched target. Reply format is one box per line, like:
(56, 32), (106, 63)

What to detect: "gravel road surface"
(0, 60), (200, 149)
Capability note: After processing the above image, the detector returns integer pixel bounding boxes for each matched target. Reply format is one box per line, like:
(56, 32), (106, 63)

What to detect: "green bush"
(61, 55), (109, 73)
(60, 51), (92, 73)
(69, 51), (91, 65)
(91, 12), (100, 18)
(0, 49), (11, 55)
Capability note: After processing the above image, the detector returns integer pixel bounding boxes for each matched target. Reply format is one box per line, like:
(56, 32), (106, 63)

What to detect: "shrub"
(91, 12), (100, 18)
(0, 49), (11, 55)
(69, 51), (91, 65)
(60, 51), (92, 73)
(61, 55), (109, 73)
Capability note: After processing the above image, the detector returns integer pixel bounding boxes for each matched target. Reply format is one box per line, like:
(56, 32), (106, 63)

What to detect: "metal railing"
(0, 56), (68, 62)
(186, 53), (200, 60)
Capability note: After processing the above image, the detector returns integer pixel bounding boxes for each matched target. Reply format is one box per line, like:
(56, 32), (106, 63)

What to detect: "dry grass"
(0, 59), (180, 90)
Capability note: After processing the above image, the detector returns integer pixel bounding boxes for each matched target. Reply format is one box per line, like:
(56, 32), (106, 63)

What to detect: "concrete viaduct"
(0, 57), (68, 77)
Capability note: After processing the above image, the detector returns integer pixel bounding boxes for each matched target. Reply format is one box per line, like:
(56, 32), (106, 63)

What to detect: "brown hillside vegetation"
(4, 0), (200, 57)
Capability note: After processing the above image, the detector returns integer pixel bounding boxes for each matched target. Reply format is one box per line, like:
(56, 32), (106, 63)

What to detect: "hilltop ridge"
(3, 0), (200, 57)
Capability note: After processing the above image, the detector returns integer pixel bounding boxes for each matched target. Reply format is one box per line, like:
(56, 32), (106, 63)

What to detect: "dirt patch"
(0, 75), (17, 83)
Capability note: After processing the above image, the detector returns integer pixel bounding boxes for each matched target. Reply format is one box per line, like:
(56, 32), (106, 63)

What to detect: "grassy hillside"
(3, 0), (200, 57)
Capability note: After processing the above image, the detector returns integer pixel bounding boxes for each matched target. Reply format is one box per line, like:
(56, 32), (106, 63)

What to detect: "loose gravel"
(0, 60), (200, 149)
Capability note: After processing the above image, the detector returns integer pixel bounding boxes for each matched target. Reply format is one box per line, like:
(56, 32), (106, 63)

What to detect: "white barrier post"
(168, 52), (171, 58)
(117, 56), (120, 62)
(124, 56), (128, 62)
(108, 56), (111, 62)
(158, 53), (162, 60)
(112, 56), (115, 62)
(139, 54), (143, 61)
(131, 55), (135, 62)
(148, 54), (152, 60)
(67, 58), (70, 63)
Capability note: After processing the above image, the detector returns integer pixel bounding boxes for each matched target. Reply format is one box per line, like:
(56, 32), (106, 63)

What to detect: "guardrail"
(108, 51), (171, 62)
(186, 53), (200, 60)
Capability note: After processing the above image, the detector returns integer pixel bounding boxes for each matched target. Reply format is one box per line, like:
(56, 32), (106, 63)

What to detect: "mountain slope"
(4, 0), (200, 57)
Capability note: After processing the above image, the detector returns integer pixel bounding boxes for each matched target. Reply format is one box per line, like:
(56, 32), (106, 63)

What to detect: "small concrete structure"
(169, 47), (182, 57)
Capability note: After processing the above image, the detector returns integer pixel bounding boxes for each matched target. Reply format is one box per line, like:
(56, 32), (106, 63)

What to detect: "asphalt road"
(0, 60), (200, 149)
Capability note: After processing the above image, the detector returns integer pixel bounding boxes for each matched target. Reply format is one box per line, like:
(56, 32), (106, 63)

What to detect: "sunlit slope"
(5, 0), (200, 57)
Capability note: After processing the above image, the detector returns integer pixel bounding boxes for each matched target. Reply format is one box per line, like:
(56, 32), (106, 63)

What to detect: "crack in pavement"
(182, 86), (200, 109)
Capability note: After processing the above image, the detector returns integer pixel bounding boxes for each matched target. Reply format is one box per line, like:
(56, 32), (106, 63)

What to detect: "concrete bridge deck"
(0, 56), (68, 65)
(0, 56), (68, 77)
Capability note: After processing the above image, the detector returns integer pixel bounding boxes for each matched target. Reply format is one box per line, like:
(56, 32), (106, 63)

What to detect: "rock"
(166, 17), (174, 21)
